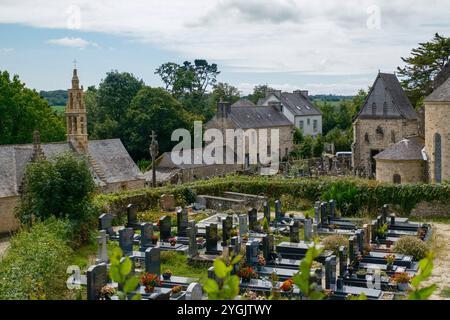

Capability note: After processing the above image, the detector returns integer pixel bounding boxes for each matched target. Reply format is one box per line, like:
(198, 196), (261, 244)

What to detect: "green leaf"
(131, 293), (142, 300)
(123, 276), (139, 294)
(214, 259), (228, 279)
(120, 257), (132, 276)
(109, 265), (123, 283)
(204, 279), (219, 294)
(231, 254), (242, 265)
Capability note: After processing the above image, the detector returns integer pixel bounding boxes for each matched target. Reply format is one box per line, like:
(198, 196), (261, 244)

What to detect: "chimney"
(268, 101), (282, 113)
(266, 88), (282, 98)
(217, 101), (231, 119)
(294, 90), (308, 98)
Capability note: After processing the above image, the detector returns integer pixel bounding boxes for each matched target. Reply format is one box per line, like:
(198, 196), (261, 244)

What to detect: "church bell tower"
(66, 65), (88, 153)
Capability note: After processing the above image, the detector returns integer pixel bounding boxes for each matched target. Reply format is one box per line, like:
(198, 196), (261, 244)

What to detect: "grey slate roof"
(278, 92), (322, 116)
(374, 136), (425, 161)
(228, 106), (293, 129)
(356, 73), (417, 120)
(0, 139), (143, 198)
(425, 77), (450, 102)
(232, 99), (255, 108)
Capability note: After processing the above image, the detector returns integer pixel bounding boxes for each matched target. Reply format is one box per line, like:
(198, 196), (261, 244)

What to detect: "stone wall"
(411, 201), (450, 217)
(424, 102), (450, 183)
(375, 159), (425, 184)
(0, 196), (19, 235)
(102, 179), (146, 194)
(352, 118), (418, 176)
(180, 164), (242, 183)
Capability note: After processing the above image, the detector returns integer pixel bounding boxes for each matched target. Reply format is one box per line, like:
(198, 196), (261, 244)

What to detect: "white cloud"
(0, 0), (449, 92)
(46, 37), (98, 48)
(0, 48), (14, 54)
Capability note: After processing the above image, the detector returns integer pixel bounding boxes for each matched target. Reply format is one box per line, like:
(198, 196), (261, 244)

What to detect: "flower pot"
(163, 274), (172, 280)
(387, 264), (393, 271)
(145, 286), (155, 293)
(397, 283), (409, 292)
(151, 240), (158, 245)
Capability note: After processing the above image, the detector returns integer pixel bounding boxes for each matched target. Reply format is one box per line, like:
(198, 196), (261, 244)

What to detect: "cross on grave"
(149, 130), (159, 187)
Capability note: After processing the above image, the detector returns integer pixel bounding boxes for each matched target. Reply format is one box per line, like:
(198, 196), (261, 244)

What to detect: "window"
(383, 102), (388, 116)
(393, 174), (401, 184)
(313, 120), (318, 132)
(299, 120), (304, 131)
(372, 102), (377, 116)
(307, 118), (311, 126)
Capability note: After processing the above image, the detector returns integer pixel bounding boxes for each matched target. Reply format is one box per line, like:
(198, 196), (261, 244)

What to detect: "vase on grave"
(145, 286), (155, 293)
(271, 287), (281, 300)
(387, 264), (393, 271)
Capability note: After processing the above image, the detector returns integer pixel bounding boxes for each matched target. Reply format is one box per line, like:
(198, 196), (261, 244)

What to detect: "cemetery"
(65, 187), (438, 301)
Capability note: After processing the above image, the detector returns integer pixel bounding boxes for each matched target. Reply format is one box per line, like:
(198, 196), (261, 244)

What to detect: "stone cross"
(95, 230), (109, 264)
(149, 130), (159, 187)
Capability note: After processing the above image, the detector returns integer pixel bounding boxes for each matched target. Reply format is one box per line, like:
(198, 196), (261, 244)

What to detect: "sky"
(0, 0), (449, 95)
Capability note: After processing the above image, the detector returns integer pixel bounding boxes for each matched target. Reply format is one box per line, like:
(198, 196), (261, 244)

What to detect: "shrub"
(322, 235), (348, 255)
(0, 218), (73, 300)
(280, 194), (312, 211)
(393, 236), (429, 261)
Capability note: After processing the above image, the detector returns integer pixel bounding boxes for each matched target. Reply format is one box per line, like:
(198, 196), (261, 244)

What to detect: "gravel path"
(424, 223), (450, 300)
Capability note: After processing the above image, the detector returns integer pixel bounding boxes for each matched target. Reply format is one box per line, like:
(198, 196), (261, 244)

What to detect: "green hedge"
(0, 218), (73, 300)
(94, 176), (450, 217)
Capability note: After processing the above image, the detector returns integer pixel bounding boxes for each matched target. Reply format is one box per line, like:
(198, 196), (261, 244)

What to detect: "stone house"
(258, 89), (322, 136)
(0, 68), (144, 234)
(352, 72), (419, 177)
(206, 101), (294, 167)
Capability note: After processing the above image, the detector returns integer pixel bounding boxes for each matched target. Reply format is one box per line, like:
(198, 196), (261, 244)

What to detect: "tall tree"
(397, 33), (450, 107)
(0, 70), (65, 144)
(247, 84), (273, 104)
(210, 82), (240, 104)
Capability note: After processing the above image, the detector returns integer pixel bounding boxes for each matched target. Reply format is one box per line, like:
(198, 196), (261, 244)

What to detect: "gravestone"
(239, 214), (248, 238)
(177, 208), (189, 237)
(338, 246), (347, 277)
(186, 226), (198, 258)
(87, 263), (108, 300)
(355, 230), (363, 254)
(145, 247), (161, 275)
(314, 201), (321, 224)
(325, 256), (337, 290)
(382, 204), (389, 223)
(246, 240), (259, 266)
(261, 235), (270, 261)
(312, 223), (318, 237)
(290, 220), (300, 243)
(159, 216), (172, 242)
(185, 282), (203, 300)
(160, 194), (175, 211)
(231, 236), (240, 255)
(320, 202), (328, 226)
(126, 203), (139, 229)
(268, 234), (275, 259)
(263, 201), (270, 222)
(119, 227), (134, 256)
(371, 221), (377, 243)
(304, 218), (312, 242)
(275, 200), (282, 221)
(348, 236), (355, 263)
(205, 223), (219, 254)
(390, 214), (396, 225)
(140, 222), (154, 250)
(98, 213), (115, 237)
(362, 224), (369, 247)
(329, 200), (336, 218)
(248, 208), (257, 231)
(95, 230), (108, 264)
(222, 215), (233, 243)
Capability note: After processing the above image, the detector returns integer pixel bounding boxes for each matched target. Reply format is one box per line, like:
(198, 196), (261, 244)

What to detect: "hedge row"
(95, 176), (450, 216)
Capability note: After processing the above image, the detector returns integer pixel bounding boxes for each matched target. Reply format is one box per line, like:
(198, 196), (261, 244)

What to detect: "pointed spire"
(72, 68), (80, 89)
(31, 130), (45, 161)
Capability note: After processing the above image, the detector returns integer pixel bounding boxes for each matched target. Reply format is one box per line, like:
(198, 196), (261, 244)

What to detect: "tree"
(89, 71), (144, 140)
(0, 70), (66, 145)
(293, 128), (304, 144)
(123, 86), (198, 160)
(397, 33), (450, 108)
(16, 153), (97, 245)
(210, 82), (240, 104)
(247, 84), (273, 104)
(312, 134), (324, 157)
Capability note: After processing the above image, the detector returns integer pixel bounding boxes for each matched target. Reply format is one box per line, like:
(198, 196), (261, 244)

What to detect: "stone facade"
(0, 196), (19, 235)
(375, 159), (425, 184)
(424, 102), (450, 183)
(353, 118), (418, 176)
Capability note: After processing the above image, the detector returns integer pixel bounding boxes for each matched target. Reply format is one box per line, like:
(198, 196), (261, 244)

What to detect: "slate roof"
(259, 91), (322, 117)
(156, 147), (238, 169)
(425, 77), (450, 102)
(374, 136), (425, 161)
(356, 73), (417, 120)
(228, 106), (293, 129)
(232, 99), (255, 108)
(0, 139), (143, 198)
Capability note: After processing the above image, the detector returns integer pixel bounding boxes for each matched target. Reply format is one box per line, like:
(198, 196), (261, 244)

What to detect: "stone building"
(258, 89), (322, 136)
(373, 67), (450, 184)
(0, 68), (144, 234)
(352, 72), (418, 177)
(206, 101), (294, 167)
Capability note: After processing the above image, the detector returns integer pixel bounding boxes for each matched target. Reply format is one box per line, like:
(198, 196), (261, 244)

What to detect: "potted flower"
(140, 272), (162, 293)
(231, 229), (238, 237)
(280, 279), (294, 293)
(377, 223), (388, 240)
(242, 234), (249, 243)
(391, 272), (410, 291)
(163, 269), (173, 280)
(257, 255), (266, 271)
(356, 270), (367, 279)
(384, 254), (396, 271)
(171, 285), (182, 298)
(169, 237), (177, 246)
(99, 284), (116, 300)
(151, 235), (159, 245)
(238, 266), (258, 282)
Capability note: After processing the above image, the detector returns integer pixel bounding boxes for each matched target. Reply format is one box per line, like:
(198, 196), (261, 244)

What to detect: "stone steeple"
(66, 67), (88, 153)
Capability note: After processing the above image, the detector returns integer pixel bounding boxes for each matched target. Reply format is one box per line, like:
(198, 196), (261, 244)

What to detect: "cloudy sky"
(0, 0), (449, 95)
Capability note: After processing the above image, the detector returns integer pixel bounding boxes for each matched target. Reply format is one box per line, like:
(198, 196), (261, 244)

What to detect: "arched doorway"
(393, 174), (401, 184)
(434, 133), (442, 183)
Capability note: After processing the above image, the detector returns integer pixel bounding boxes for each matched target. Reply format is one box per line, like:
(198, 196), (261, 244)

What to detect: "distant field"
(313, 99), (352, 108)
(51, 105), (65, 114)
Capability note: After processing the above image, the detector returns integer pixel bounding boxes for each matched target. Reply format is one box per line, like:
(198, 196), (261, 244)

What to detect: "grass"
(51, 105), (65, 114)
(440, 287), (450, 299)
(160, 251), (208, 283)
